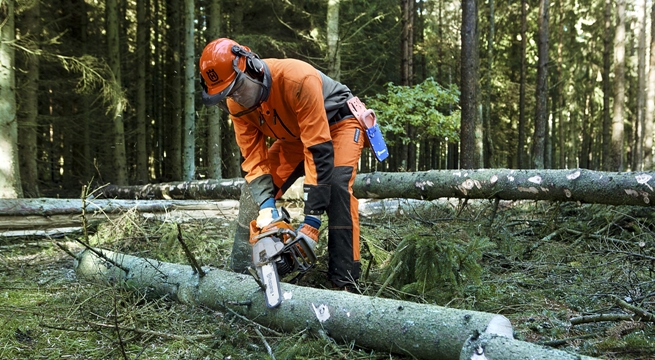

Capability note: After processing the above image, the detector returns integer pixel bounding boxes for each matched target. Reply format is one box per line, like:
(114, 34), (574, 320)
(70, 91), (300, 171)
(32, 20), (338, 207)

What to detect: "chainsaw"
(250, 207), (317, 308)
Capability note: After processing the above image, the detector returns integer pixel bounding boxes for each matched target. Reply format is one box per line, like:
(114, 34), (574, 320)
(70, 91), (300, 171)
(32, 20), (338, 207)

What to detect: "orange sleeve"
(289, 72), (334, 215)
(232, 112), (275, 204)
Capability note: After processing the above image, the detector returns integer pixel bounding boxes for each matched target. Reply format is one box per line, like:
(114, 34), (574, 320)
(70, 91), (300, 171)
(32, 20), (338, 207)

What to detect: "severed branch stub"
(175, 223), (205, 277)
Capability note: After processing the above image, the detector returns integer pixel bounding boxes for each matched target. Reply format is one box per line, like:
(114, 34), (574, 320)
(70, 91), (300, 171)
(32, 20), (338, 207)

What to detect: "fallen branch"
(254, 327), (276, 360)
(87, 321), (215, 341)
(570, 313), (635, 325)
(613, 296), (655, 322)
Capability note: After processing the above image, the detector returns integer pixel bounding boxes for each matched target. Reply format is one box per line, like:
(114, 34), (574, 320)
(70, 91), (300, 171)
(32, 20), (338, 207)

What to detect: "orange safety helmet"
(199, 38), (249, 106)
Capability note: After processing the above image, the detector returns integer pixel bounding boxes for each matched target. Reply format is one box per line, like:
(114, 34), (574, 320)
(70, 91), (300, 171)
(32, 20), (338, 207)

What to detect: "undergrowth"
(1, 199), (654, 359)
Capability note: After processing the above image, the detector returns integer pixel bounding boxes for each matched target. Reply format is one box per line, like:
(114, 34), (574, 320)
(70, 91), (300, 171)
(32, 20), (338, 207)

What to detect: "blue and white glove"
(256, 198), (279, 229)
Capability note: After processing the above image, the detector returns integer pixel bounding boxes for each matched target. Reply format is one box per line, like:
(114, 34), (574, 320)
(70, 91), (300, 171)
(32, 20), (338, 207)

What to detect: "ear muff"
(231, 45), (264, 77)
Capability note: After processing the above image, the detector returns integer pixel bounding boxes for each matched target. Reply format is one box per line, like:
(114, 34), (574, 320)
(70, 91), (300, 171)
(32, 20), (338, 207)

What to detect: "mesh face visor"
(228, 73), (265, 110)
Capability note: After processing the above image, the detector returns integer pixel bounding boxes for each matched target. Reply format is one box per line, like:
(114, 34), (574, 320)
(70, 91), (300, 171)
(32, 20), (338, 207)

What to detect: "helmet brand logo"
(206, 69), (220, 83)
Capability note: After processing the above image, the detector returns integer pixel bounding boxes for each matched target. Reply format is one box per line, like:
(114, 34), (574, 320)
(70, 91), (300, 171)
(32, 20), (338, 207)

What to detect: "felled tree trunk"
(459, 333), (598, 360)
(354, 169), (655, 206)
(74, 248), (515, 360)
(100, 169), (655, 206)
(102, 178), (245, 200)
(0, 199), (239, 230)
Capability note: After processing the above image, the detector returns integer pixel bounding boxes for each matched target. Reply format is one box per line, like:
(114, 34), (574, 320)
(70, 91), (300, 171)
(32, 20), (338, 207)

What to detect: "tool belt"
(346, 97), (389, 162)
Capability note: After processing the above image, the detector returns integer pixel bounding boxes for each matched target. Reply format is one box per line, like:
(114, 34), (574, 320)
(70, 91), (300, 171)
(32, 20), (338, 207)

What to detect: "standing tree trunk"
(517, 0), (528, 169)
(400, 0), (414, 170)
(634, 0), (648, 171)
(611, 0), (626, 172)
(645, 1), (655, 169)
(0, 0), (22, 198)
(166, 0), (183, 181)
(557, 2), (565, 169)
(327, 0), (341, 81)
(107, 0), (128, 185)
(182, 0), (196, 181)
(602, 0), (612, 170)
(135, 0), (149, 184)
(460, 0), (479, 169)
(532, 0), (549, 169)
(206, 0), (222, 179)
(17, 0), (40, 197)
(484, 0), (495, 168)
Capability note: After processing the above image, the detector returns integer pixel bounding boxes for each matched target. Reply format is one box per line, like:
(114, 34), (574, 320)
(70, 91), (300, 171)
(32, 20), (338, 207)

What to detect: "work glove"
(256, 198), (279, 229)
(296, 215), (320, 254)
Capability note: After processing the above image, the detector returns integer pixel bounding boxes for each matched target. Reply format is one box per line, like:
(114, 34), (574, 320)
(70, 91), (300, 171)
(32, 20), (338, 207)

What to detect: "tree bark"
(459, 333), (598, 360)
(97, 169), (655, 207)
(602, 0), (612, 171)
(327, 0), (341, 81)
(135, 0), (149, 184)
(182, 0), (196, 181)
(0, 198), (239, 217)
(484, 0), (495, 168)
(532, 0), (549, 169)
(165, 0), (183, 181)
(645, 1), (655, 170)
(354, 169), (655, 206)
(102, 178), (245, 200)
(634, 0), (647, 171)
(0, 199), (240, 230)
(518, 0), (528, 169)
(107, 0), (128, 185)
(0, 0), (22, 198)
(74, 248), (516, 360)
(17, 0), (40, 197)
(460, 0), (479, 169)
(610, 0), (626, 171)
(206, 0), (222, 179)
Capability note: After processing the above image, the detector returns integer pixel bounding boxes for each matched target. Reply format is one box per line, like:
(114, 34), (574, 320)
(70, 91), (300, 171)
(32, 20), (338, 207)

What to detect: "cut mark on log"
(567, 170), (581, 180)
(485, 315), (514, 339)
(312, 303), (331, 322)
(490, 175), (498, 184)
(635, 174), (653, 190)
(528, 176), (542, 184)
(564, 189), (572, 198)
(625, 189), (639, 197)
(414, 180), (434, 191)
(283, 291), (293, 300)
(517, 186), (539, 194)
(507, 176), (515, 182)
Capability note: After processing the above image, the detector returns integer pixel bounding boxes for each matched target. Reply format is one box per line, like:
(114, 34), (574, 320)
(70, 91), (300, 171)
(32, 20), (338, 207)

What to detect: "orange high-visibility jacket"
(228, 58), (351, 215)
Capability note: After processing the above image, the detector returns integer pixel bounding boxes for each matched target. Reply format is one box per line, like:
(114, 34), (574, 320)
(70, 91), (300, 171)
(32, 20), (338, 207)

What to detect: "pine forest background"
(3, 0), (655, 198)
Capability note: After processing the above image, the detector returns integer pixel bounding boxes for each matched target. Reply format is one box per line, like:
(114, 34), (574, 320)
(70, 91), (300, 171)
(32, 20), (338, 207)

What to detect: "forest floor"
(1, 198), (654, 359)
